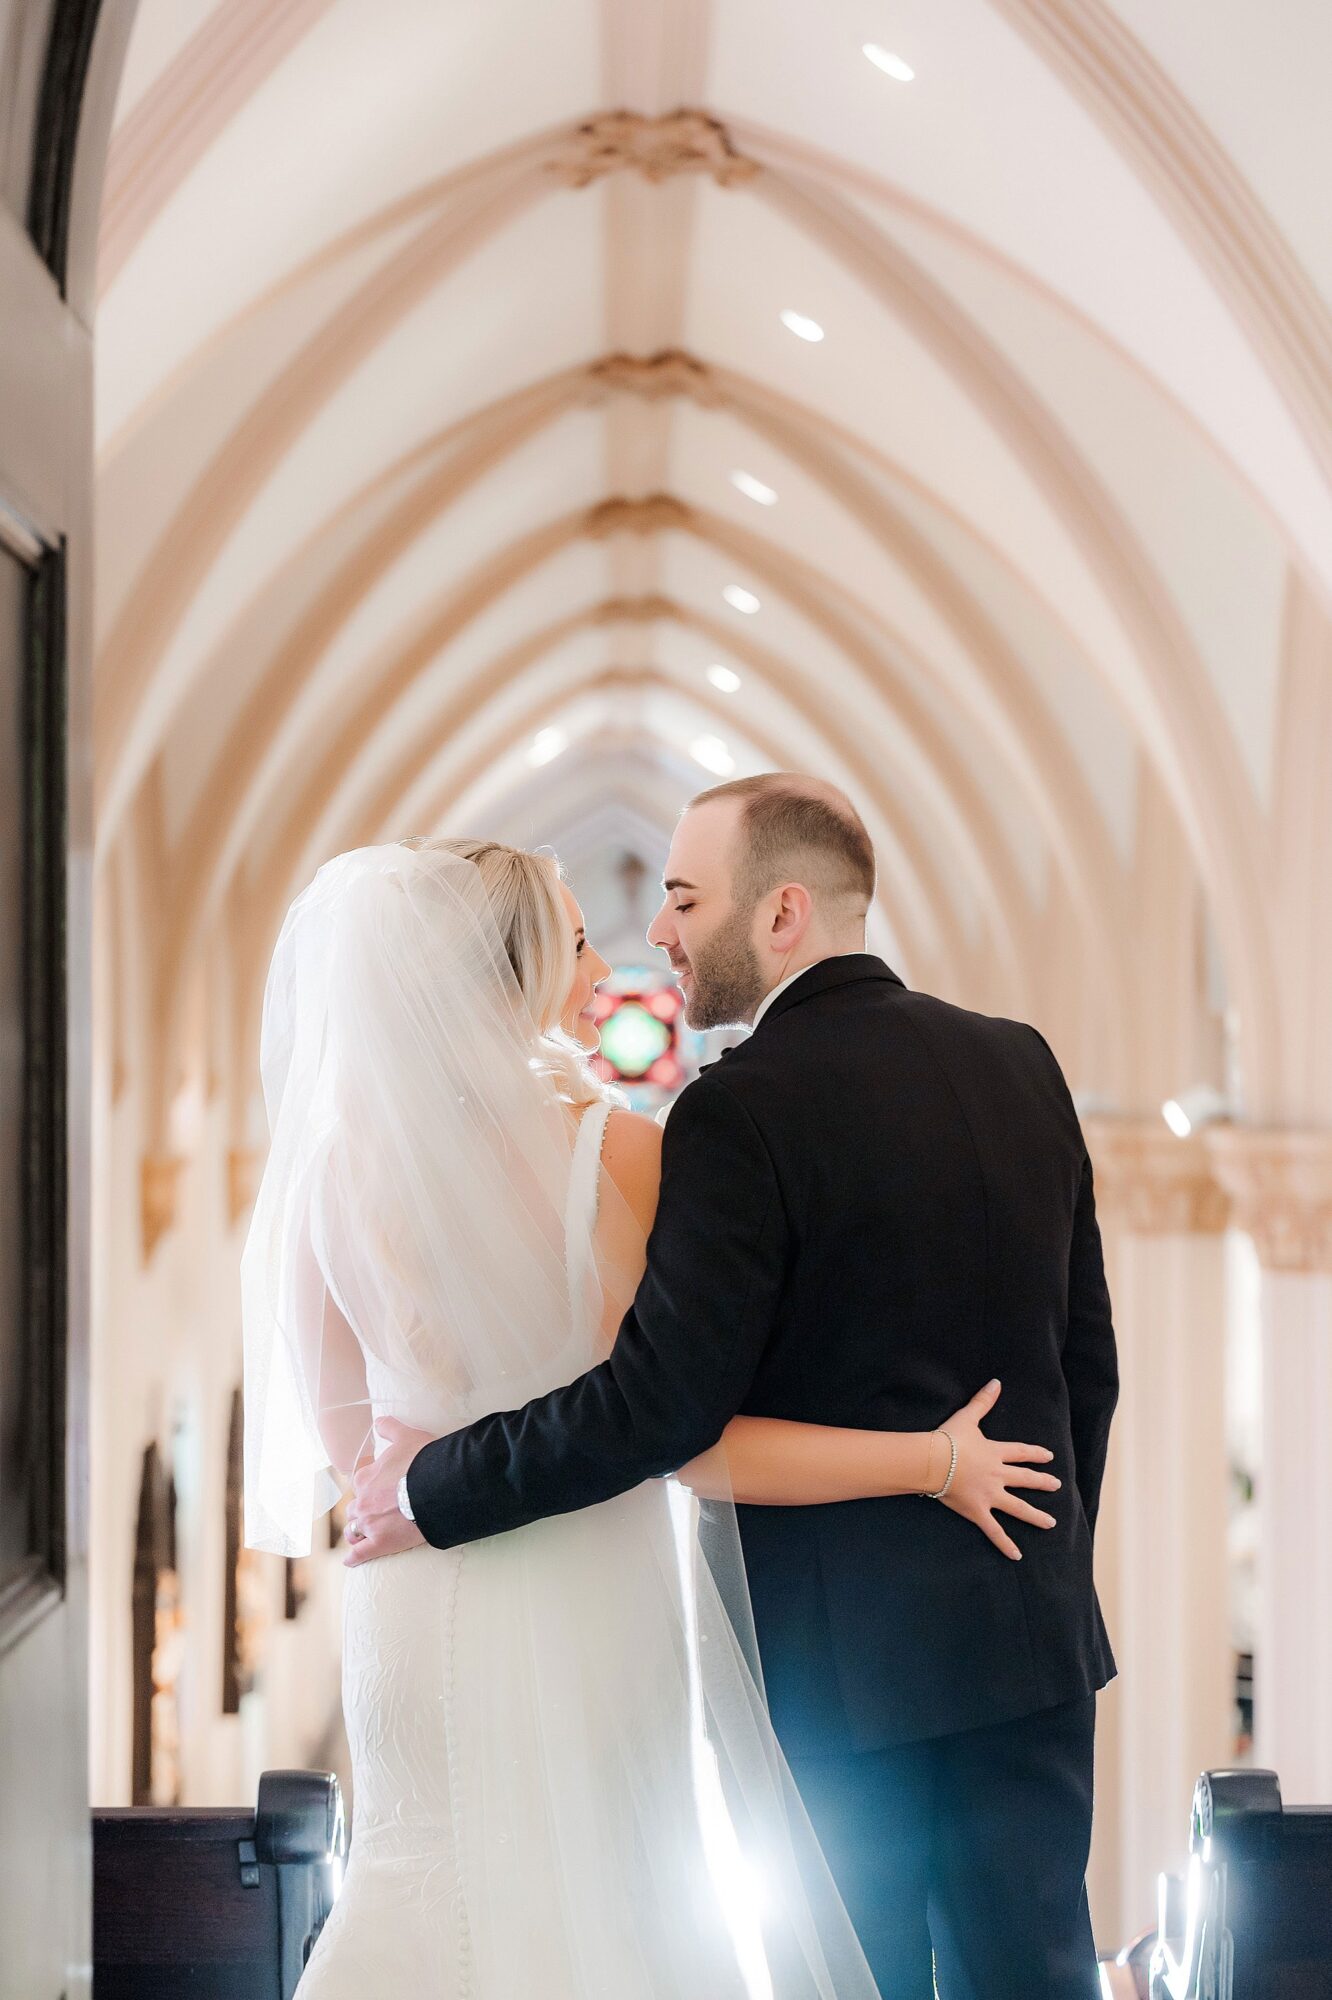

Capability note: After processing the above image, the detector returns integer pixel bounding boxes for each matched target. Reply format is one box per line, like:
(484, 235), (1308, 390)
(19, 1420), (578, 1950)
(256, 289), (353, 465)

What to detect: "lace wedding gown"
(294, 1101), (755, 1999)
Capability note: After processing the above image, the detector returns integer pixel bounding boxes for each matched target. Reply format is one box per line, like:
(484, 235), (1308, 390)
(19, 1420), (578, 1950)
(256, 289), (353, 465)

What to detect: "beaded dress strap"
(564, 1099), (614, 1305)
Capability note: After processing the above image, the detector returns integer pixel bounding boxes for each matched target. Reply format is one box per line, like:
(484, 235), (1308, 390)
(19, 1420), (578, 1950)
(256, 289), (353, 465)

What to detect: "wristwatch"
(396, 1474), (415, 1523)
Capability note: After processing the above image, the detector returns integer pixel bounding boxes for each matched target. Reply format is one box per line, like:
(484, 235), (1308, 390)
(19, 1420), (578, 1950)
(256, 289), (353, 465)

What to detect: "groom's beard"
(683, 905), (766, 1030)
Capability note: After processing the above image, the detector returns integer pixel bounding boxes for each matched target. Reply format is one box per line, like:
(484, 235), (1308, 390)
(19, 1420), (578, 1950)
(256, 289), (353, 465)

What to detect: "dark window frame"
(0, 543), (68, 1651)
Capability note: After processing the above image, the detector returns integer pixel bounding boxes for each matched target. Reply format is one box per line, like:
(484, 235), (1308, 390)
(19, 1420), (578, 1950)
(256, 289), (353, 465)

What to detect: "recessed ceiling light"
(527, 726), (567, 767)
(707, 665), (742, 694)
(730, 469), (778, 507)
(863, 43), (915, 82)
(722, 584), (760, 615)
(691, 734), (736, 776)
(780, 309), (824, 344)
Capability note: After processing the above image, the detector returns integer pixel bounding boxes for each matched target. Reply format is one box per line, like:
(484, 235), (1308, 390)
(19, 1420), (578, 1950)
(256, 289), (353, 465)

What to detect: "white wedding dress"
(242, 843), (877, 2000)
(294, 1102), (754, 1998)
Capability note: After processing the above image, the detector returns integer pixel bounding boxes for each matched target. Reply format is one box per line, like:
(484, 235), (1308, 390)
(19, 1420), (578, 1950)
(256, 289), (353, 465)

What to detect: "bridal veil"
(241, 842), (880, 1999)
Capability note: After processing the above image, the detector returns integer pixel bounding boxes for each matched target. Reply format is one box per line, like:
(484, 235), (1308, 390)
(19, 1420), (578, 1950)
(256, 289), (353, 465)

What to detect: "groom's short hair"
(690, 773), (876, 913)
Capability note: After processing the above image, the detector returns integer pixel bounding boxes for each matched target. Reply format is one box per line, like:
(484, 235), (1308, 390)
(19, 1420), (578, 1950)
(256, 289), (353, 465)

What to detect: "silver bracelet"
(925, 1428), (958, 1501)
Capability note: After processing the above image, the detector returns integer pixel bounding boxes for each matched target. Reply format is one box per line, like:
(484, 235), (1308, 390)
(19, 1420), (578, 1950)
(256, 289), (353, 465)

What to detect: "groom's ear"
(767, 882), (813, 944)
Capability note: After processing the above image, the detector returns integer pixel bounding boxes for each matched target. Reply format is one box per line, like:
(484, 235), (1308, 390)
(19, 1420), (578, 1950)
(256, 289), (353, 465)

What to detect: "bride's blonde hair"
(410, 835), (606, 1109)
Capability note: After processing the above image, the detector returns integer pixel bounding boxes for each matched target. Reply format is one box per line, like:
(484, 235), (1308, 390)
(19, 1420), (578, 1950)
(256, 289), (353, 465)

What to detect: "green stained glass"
(599, 1000), (671, 1078)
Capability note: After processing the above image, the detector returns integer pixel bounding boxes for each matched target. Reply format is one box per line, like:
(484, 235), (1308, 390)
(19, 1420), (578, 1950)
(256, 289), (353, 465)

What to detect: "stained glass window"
(589, 968), (699, 1111)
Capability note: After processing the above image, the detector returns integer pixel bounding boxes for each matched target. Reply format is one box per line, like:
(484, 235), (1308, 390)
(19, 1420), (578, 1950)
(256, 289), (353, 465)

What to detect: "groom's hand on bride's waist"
(343, 1417), (434, 1567)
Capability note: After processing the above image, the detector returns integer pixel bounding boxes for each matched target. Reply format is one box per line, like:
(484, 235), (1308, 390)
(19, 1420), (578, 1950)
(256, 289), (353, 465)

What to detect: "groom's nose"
(646, 901), (675, 951)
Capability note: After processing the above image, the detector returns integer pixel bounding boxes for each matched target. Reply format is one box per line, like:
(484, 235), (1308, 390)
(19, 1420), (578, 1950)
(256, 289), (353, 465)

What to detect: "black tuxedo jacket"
(407, 955), (1118, 1752)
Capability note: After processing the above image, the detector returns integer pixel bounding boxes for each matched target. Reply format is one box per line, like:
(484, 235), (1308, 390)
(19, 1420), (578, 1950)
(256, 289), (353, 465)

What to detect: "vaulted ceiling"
(95, 0), (1332, 1121)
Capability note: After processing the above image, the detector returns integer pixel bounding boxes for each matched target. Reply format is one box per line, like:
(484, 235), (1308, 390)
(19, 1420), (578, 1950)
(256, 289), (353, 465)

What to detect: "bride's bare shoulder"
(600, 1107), (663, 1234)
(602, 1107), (663, 1178)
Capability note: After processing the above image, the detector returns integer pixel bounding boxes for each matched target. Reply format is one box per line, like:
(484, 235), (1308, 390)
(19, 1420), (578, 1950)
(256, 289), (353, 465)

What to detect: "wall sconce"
(1161, 1085), (1230, 1138)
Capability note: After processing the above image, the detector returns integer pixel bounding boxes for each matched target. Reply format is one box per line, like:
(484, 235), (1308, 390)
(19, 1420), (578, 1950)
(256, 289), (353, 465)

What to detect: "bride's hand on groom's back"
(937, 1380), (1060, 1561)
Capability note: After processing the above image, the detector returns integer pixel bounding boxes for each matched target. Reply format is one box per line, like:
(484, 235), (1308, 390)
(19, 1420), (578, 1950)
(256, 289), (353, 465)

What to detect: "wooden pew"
(1123, 1768), (1332, 1999)
(93, 1769), (345, 1998)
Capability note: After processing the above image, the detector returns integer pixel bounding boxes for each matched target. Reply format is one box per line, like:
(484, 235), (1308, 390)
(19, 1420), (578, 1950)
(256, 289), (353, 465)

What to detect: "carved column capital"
(141, 1154), (185, 1263)
(1082, 1116), (1229, 1235)
(546, 110), (758, 190)
(226, 1146), (262, 1228)
(1205, 1127), (1332, 1273)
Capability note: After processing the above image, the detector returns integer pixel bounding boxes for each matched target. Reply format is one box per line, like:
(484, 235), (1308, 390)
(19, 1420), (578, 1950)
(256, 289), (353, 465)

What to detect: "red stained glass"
(588, 977), (689, 1096)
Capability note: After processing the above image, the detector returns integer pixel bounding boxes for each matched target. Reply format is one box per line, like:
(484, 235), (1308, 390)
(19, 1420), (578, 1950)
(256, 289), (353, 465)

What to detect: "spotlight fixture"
(863, 43), (915, 82)
(730, 469), (778, 507)
(527, 726), (567, 767)
(707, 665), (742, 694)
(1161, 1084), (1230, 1138)
(779, 309), (824, 343)
(722, 584), (760, 615)
(690, 734), (736, 777)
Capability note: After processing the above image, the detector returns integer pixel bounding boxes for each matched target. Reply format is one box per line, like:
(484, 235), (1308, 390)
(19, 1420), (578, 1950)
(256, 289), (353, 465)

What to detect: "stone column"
(1083, 1119), (1234, 1943)
(1208, 1128), (1332, 1801)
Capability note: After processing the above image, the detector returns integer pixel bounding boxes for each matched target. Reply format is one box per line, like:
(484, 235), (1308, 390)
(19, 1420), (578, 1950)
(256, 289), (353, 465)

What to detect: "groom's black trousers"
(786, 1695), (1100, 2000)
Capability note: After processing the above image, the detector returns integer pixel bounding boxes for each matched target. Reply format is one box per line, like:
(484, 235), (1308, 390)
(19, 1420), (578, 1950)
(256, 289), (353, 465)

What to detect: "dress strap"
(565, 1099), (613, 1308)
(571, 1099), (613, 1217)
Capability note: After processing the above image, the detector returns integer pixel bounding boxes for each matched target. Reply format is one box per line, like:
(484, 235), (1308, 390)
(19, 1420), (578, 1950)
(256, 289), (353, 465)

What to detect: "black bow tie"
(699, 1045), (736, 1073)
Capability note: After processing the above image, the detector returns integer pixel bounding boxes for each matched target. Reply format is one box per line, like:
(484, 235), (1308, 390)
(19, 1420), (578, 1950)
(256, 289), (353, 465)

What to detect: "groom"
(350, 773), (1118, 1998)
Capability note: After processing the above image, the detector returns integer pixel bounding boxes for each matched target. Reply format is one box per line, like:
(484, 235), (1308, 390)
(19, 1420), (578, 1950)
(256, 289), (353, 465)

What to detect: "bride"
(242, 837), (1059, 1998)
